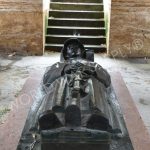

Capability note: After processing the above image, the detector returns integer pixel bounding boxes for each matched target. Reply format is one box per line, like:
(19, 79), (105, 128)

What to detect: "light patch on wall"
(104, 0), (112, 53)
(104, 0), (111, 14)
(43, 0), (50, 11)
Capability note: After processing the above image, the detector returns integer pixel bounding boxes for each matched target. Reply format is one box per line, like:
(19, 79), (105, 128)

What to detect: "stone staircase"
(45, 0), (106, 52)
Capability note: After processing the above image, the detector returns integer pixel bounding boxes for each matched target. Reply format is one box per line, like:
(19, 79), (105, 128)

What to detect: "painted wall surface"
(0, 0), (43, 55)
(109, 0), (150, 57)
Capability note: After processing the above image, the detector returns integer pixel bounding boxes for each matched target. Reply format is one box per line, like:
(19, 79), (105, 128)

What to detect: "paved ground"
(0, 52), (150, 133)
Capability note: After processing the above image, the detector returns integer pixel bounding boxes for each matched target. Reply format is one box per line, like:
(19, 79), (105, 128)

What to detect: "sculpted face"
(66, 43), (82, 59)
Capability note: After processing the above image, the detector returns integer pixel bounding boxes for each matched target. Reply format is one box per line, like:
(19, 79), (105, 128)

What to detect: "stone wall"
(0, 0), (43, 55)
(1, 0), (150, 57)
(109, 0), (150, 57)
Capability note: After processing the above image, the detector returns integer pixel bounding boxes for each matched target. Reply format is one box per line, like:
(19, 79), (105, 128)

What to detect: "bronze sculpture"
(17, 39), (133, 150)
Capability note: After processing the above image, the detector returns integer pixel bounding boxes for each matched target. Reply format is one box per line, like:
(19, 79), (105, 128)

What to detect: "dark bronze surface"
(17, 39), (133, 150)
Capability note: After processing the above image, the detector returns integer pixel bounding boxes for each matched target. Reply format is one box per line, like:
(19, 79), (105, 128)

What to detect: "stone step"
(45, 0), (106, 53)
(45, 44), (106, 52)
(48, 18), (105, 27)
(51, 0), (103, 3)
(45, 35), (106, 45)
(47, 26), (105, 36)
(49, 10), (104, 19)
(50, 2), (103, 11)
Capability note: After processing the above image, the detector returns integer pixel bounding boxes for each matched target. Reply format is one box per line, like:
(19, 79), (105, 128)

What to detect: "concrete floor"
(0, 52), (150, 133)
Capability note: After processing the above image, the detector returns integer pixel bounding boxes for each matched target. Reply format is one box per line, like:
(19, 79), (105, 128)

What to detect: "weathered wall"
(0, 0), (43, 55)
(109, 0), (150, 57)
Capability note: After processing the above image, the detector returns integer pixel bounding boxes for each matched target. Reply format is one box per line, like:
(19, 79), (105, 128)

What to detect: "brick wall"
(109, 0), (150, 57)
(0, 0), (43, 55)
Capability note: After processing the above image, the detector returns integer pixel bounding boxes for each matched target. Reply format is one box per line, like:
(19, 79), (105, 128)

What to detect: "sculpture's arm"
(83, 62), (111, 88)
(43, 62), (66, 87)
(94, 64), (111, 88)
(73, 61), (111, 88)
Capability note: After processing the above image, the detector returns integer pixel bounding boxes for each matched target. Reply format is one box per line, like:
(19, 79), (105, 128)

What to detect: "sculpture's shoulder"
(43, 62), (67, 87)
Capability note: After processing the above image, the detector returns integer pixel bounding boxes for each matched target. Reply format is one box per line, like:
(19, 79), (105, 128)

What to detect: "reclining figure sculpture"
(18, 38), (133, 150)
